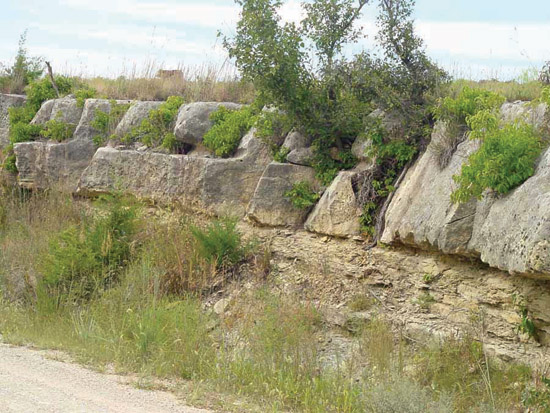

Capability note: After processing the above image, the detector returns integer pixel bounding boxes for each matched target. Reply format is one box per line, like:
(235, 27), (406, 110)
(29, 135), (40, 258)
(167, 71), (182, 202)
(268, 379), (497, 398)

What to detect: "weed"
(414, 292), (436, 310)
(190, 218), (250, 270)
(284, 181), (320, 210)
(348, 294), (375, 312)
(91, 100), (131, 146)
(40, 116), (76, 142)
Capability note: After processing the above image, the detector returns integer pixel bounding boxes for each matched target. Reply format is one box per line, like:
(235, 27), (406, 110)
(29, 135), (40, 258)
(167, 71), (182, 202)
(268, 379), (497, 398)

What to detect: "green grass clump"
(284, 180), (320, 210)
(122, 95), (184, 150)
(39, 195), (138, 303)
(190, 218), (249, 269)
(203, 105), (258, 157)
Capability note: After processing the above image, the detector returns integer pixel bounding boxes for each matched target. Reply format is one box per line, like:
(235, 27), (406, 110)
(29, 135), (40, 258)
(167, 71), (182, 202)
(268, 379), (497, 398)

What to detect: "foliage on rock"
(446, 88), (544, 203)
(203, 104), (258, 157)
(91, 100), (131, 146)
(284, 180), (320, 210)
(122, 96), (184, 150)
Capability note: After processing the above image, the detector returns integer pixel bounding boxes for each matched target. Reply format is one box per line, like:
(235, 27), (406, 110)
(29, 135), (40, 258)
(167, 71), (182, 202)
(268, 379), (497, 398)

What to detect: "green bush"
(203, 105), (258, 157)
(434, 86), (506, 127)
(40, 196), (138, 302)
(190, 218), (248, 269)
(254, 109), (293, 159)
(8, 122), (43, 144)
(40, 117), (76, 142)
(74, 87), (97, 108)
(91, 100), (131, 146)
(451, 112), (543, 203)
(122, 96), (184, 149)
(284, 181), (320, 210)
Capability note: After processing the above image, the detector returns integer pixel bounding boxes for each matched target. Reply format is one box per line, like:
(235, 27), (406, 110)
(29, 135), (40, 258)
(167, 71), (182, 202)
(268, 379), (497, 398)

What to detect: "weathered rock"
(351, 136), (372, 161)
(282, 130), (310, 151)
(30, 100), (55, 125)
(380, 123), (480, 255)
(14, 139), (95, 191)
(114, 101), (162, 137)
(305, 171), (362, 237)
(382, 102), (550, 278)
(247, 162), (320, 227)
(78, 129), (271, 216)
(286, 147), (314, 166)
(31, 96), (83, 125)
(174, 102), (241, 145)
(0, 94), (26, 148)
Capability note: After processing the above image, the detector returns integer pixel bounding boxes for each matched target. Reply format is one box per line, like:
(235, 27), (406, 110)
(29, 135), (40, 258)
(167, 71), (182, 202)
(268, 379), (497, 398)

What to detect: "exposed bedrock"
(14, 99), (129, 190)
(382, 102), (550, 278)
(78, 129), (271, 217)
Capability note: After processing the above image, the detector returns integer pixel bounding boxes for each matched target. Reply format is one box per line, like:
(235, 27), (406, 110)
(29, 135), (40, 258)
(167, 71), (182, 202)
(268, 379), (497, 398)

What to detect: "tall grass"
(0, 190), (544, 412)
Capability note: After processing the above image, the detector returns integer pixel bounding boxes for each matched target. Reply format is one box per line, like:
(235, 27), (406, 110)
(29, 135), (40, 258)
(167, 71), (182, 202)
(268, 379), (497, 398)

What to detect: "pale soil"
(0, 344), (210, 413)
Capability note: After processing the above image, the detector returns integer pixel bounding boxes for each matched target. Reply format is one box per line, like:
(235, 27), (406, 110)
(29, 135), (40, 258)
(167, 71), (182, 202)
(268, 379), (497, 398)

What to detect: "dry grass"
(81, 62), (255, 103)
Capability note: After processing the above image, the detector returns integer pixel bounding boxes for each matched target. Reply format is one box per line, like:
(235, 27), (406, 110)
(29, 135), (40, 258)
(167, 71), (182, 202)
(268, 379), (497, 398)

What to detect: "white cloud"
(60, 0), (240, 28)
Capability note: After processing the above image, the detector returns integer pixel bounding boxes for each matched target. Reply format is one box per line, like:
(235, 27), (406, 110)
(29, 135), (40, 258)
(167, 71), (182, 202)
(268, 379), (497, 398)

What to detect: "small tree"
(2, 30), (43, 94)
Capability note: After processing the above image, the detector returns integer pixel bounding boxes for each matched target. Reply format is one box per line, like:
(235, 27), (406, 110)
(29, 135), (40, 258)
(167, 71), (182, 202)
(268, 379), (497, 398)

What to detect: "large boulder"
(31, 96), (83, 126)
(114, 101), (163, 138)
(286, 147), (314, 166)
(78, 129), (271, 216)
(14, 139), (95, 191)
(0, 94), (26, 148)
(247, 162), (320, 227)
(282, 130), (310, 151)
(305, 171), (362, 237)
(174, 102), (241, 145)
(382, 102), (550, 278)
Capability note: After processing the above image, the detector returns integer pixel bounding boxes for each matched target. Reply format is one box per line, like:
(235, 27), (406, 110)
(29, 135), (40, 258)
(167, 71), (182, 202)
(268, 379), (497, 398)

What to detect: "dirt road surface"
(0, 344), (210, 412)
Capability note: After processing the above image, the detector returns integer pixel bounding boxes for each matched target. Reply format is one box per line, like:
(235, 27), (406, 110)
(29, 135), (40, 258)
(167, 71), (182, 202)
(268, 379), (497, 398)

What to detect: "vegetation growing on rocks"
(203, 104), (259, 157)
(91, 100), (132, 146)
(284, 180), (321, 210)
(122, 95), (184, 150)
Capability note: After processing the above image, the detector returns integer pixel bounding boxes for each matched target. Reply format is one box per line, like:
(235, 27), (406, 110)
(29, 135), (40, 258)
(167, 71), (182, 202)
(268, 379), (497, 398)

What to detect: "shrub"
(40, 196), (138, 302)
(91, 100), (131, 146)
(74, 87), (97, 108)
(8, 122), (43, 144)
(190, 218), (249, 269)
(284, 181), (320, 210)
(254, 109), (293, 159)
(0, 31), (43, 94)
(122, 96), (184, 149)
(40, 117), (76, 142)
(451, 113), (543, 203)
(203, 105), (258, 157)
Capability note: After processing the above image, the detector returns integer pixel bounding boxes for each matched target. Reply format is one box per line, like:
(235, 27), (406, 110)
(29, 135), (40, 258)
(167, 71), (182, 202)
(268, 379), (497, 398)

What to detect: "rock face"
(286, 147), (314, 166)
(174, 102), (241, 145)
(14, 99), (129, 190)
(14, 139), (95, 190)
(305, 171), (361, 237)
(382, 102), (550, 278)
(0, 94), (26, 148)
(247, 162), (320, 227)
(78, 129), (271, 216)
(114, 101), (163, 137)
(282, 130), (310, 151)
(31, 97), (83, 126)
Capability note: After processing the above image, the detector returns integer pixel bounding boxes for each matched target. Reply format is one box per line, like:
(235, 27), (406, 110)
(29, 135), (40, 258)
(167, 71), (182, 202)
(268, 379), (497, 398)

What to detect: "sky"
(0, 0), (549, 81)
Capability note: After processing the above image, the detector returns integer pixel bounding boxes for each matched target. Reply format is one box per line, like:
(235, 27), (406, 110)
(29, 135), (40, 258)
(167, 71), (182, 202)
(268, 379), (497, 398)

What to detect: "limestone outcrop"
(0, 94), (26, 148)
(114, 101), (162, 137)
(14, 99), (129, 190)
(78, 129), (271, 216)
(31, 96), (83, 126)
(305, 171), (362, 237)
(247, 162), (320, 227)
(382, 102), (550, 278)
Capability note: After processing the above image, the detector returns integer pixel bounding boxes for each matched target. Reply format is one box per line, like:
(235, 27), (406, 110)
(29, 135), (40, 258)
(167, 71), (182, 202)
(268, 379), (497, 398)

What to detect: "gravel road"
(0, 344), (210, 412)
